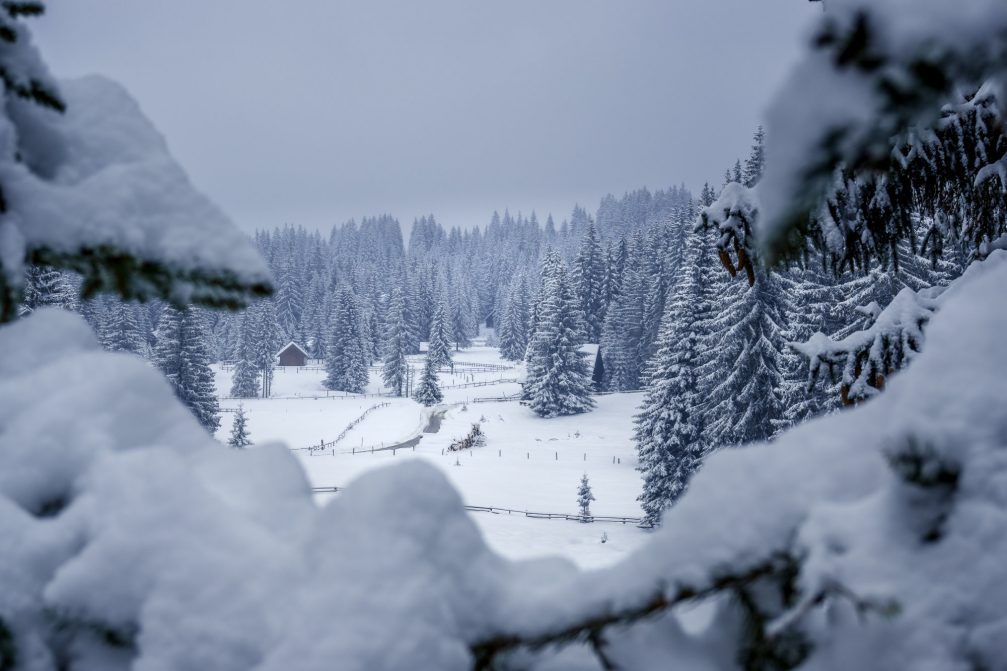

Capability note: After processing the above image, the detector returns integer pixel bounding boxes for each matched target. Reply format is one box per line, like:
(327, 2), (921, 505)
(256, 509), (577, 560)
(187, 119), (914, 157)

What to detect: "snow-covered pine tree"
(634, 230), (708, 526)
(524, 253), (595, 418)
(323, 285), (369, 393)
(382, 285), (410, 396)
(498, 274), (530, 362)
(104, 301), (145, 355)
(427, 293), (453, 371)
(230, 310), (261, 398)
(450, 282), (472, 351)
(702, 264), (788, 447)
(572, 220), (606, 342)
(227, 405), (252, 448)
(600, 234), (646, 391)
(153, 306), (220, 433)
(742, 126), (765, 188)
(698, 183), (792, 448)
(21, 266), (79, 315)
(273, 252), (304, 340)
(577, 474), (594, 521)
(413, 354), (443, 407)
(252, 301), (281, 398)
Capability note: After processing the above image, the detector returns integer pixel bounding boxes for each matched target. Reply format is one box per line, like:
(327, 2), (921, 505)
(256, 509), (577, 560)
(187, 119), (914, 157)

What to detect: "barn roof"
(275, 341), (309, 358)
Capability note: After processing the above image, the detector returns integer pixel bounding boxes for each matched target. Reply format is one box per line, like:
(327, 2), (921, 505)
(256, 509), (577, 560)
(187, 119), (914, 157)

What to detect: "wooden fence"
(309, 486), (650, 527)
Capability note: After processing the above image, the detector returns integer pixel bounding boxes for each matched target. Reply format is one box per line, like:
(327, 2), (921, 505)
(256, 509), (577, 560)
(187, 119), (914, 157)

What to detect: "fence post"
(555, 451), (558, 460)
(583, 453), (586, 461)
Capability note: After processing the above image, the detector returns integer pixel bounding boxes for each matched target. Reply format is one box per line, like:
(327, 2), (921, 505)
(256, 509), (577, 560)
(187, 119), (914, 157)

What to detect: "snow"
(758, 0), (1007, 253)
(3, 249), (1007, 668)
(214, 342), (650, 569)
(475, 250), (1007, 666)
(4, 75), (270, 302)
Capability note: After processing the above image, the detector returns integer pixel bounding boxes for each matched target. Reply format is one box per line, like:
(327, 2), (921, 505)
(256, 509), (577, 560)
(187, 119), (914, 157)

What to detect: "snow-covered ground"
(213, 340), (651, 568)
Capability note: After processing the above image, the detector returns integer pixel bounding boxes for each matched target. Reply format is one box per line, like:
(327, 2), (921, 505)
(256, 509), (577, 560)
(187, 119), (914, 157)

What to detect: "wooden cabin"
(276, 342), (309, 367)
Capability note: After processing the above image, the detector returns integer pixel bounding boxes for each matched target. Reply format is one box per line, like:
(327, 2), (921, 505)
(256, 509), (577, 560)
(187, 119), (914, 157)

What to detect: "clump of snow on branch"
(697, 181), (759, 285)
(791, 284), (942, 404)
(4, 76), (271, 305)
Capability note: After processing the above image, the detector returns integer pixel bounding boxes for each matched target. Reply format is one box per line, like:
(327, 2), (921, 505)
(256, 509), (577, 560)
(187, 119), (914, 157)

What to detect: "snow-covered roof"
(275, 341), (309, 358)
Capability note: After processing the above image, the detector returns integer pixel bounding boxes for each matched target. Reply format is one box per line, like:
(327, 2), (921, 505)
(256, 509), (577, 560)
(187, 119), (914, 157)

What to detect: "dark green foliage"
(0, 617), (15, 671)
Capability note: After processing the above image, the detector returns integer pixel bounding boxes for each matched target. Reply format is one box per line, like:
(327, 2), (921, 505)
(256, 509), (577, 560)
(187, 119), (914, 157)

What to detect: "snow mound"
(4, 75), (271, 305)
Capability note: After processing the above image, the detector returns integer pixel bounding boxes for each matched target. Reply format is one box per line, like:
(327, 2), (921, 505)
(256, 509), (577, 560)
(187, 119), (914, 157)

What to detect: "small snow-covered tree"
(577, 474), (594, 521)
(227, 405), (252, 448)
(413, 354), (443, 407)
(153, 306), (220, 433)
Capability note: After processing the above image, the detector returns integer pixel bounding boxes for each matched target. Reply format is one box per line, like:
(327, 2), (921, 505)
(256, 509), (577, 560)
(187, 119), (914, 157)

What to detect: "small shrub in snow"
(448, 423), (485, 452)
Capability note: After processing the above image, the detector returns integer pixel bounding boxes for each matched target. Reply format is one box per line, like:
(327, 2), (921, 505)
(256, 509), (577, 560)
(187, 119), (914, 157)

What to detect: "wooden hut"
(276, 342), (309, 367)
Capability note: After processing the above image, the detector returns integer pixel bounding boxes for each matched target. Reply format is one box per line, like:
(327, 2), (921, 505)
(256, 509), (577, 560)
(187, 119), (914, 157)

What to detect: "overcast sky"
(31, 1), (820, 233)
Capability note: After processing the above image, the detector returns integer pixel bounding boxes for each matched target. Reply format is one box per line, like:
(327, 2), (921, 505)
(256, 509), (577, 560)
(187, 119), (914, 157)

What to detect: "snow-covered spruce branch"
(696, 181), (759, 287)
(469, 553), (798, 671)
(790, 284), (943, 405)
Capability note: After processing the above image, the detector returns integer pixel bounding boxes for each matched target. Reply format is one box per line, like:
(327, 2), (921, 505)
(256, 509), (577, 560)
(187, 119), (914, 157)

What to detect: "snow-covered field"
(213, 340), (651, 568)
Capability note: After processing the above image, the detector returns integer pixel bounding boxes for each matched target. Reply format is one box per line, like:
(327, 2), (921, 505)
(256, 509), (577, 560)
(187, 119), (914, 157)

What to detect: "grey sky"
(32, 1), (820, 233)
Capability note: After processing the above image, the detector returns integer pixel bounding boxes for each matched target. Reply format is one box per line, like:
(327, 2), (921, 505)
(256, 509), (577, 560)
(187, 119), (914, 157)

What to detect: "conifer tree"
(382, 285), (410, 396)
(498, 274), (530, 362)
(153, 306), (220, 433)
(104, 302), (145, 355)
(230, 310), (262, 398)
(252, 301), (281, 398)
(600, 238), (646, 391)
(21, 266), (79, 315)
(743, 126), (765, 188)
(427, 294), (453, 371)
(524, 254), (595, 418)
(634, 230), (708, 525)
(227, 405), (252, 448)
(413, 354), (443, 407)
(323, 285), (369, 393)
(572, 221), (606, 342)
(577, 474), (595, 521)
(450, 283), (472, 351)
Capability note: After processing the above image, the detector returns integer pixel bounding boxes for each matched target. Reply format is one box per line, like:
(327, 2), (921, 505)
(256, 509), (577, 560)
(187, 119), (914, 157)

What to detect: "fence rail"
(439, 378), (519, 390)
(471, 394), (522, 403)
(309, 487), (649, 527)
